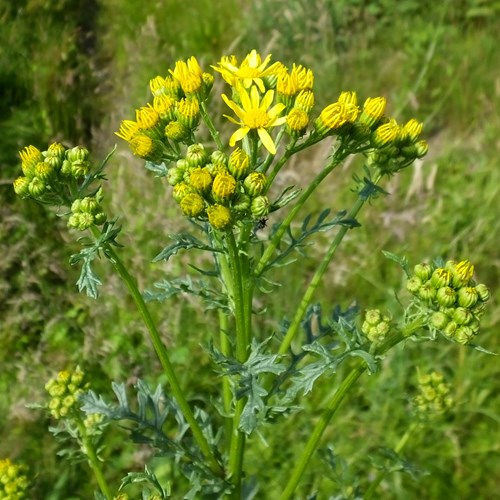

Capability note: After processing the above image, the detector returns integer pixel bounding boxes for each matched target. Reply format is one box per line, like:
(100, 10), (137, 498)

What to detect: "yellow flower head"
(295, 90), (315, 114)
(292, 64), (314, 91)
(214, 49), (284, 92)
(286, 108), (309, 136)
(136, 104), (160, 130)
(176, 96), (200, 128)
(170, 56), (204, 94)
(19, 145), (43, 178)
(221, 84), (287, 154)
(359, 96), (387, 128)
(153, 94), (176, 119)
(150, 75), (166, 96)
(207, 204), (233, 231)
(115, 119), (140, 141)
(373, 118), (399, 147)
(315, 100), (356, 135)
(129, 134), (154, 159)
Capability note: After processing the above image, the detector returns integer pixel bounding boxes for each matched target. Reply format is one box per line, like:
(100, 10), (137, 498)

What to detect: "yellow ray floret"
(221, 85), (286, 154)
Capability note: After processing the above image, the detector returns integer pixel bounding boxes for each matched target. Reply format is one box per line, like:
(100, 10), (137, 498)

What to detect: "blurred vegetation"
(1, 0), (499, 498)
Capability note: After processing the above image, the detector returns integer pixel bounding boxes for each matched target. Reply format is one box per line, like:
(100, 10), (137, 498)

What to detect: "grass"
(1, 0), (499, 497)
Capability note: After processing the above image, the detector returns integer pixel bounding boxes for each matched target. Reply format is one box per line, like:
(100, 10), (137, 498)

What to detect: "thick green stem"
(77, 420), (113, 500)
(225, 229), (251, 497)
(278, 172), (383, 355)
(280, 319), (425, 499)
(364, 421), (420, 499)
(102, 242), (222, 476)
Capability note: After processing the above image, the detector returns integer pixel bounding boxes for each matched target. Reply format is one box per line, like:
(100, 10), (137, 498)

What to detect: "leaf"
(121, 464), (170, 498)
(382, 250), (411, 277)
(145, 160), (169, 177)
(153, 232), (222, 262)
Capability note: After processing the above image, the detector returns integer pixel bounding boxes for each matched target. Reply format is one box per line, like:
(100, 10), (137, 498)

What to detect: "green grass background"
(1, 0), (499, 498)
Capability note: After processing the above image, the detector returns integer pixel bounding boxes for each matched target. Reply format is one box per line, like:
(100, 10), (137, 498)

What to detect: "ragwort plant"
(11, 49), (493, 499)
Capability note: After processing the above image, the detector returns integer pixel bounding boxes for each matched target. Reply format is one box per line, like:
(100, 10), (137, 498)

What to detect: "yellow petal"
(260, 90), (275, 110)
(229, 127), (250, 146)
(257, 128), (277, 154)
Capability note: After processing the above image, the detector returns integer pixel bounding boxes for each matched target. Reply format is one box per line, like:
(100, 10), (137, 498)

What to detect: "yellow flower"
(207, 204), (232, 230)
(286, 108), (309, 136)
(115, 119), (140, 141)
(153, 94), (176, 119)
(136, 104), (160, 130)
(315, 101), (354, 135)
(373, 118), (399, 147)
(170, 56), (203, 94)
(214, 49), (284, 92)
(359, 96), (387, 128)
(292, 64), (314, 91)
(221, 85), (286, 154)
(129, 134), (154, 158)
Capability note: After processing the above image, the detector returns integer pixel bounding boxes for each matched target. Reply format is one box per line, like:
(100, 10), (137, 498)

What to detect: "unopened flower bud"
(232, 193), (251, 215)
(228, 147), (250, 180)
(455, 259), (474, 284)
(67, 146), (89, 163)
(173, 182), (194, 202)
(457, 286), (478, 308)
(406, 276), (422, 295)
(430, 311), (449, 330)
(211, 150), (228, 166)
(400, 118), (423, 143)
(359, 96), (386, 128)
(443, 320), (458, 337)
(13, 177), (30, 196)
(244, 172), (267, 196)
(372, 119), (399, 147)
(165, 121), (189, 142)
(286, 108), (309, 137)
(418, 282), (436, 302)
(176, 97), (201, 129)
(167, 167), (184, 186)
(364, 309), (382, 326)
(189, 167), (213, 193)
(454, 325), (475, 345)
(251, 195), (270, 218)
(207, 204), (232, 231)
(28, 177), (46, 197)
(475, 283), (490, 302)
(414, 262), (432, 281)
(436, 286), (456, 307)
(453, 307), (473, 325)
(212, 172), (237, 202)
(414, 140), (429, 158)
(430, 268), (451, 288)
(186, 143), (208, 168)
(180, 193), (205, 217)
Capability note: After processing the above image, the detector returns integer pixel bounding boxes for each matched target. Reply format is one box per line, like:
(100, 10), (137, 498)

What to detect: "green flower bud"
(180, 193), (205, 217)
(418, 281), (436, 302)
(211, 150), (228, 166)
(228, 147), (250, 180)
(436, 286), (456, 307)
(176, 96), (201, 129)
(94, 212), (107, 225)
(453, 307), (472, 325)
(185, 143), (208, 168)
(358, 96), (386, 128)
(71, 160), (91, 178)
(430, 311), (449, 330)
(34, 161), (55, 181)
(244, 172), (267, 196)
(207, 204), (232, 231)
(79, 197), (100, 214)
(475, 283), (490, 302)
(13, 176), (30, 196)
(28, 177), (46, 197)
(173, 182), (194, 202)
(457, 286), (478, 308)
(372, 119), (399, 147)
(251, 195), (270, 218)
(61, 159), (72, 175)
(66, 146), (89, 163)
(454, 326), (475, 345)
(443, 320), (458, 337)
(232, 193), (251, 215)
(207, 162), (228, 178)
(430, 268), (452, 288)
(414, 262), (432, 281)
(165, 120), (189, 142)
(406, 276), (422, 295)
(212, 172), (237, 203)
(414, 140), (429, 158)
(167, 167), (184, 186)
(46, 142), (66, 160)
(364, 309), (382, 326)
(189, 167), (213, 193)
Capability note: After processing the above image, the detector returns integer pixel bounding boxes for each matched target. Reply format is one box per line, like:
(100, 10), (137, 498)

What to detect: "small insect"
(254, 217), (268, 231)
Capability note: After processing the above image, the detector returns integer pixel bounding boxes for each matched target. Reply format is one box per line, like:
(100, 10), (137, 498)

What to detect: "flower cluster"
(413, 371), (453, 418)
(361, 309), (392, 343)
(114, 49), (427, 231)
(13, 144), (92, 199)
(168, 143), (270, 230)
(68, 188), (107, 231)
(0, 458), (29, 500)
(45, 367), (89, 419)
(406, 260), (490, 344)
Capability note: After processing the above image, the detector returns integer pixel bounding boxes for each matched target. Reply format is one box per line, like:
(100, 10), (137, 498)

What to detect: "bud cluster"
(361, 308), (392, 343)
(68, 188), (107, 231)
(406, 260), (490, 344)
(413, 371), (453, 418)
(0, 458), (29, 500)
(13, 143), (93, 200)
(167, 143), (270, 231)
(45, 367), (89, 419)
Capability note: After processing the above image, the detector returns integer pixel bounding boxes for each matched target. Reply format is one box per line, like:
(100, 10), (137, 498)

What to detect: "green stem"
(101, 241), (222, 476)
(255, 144), (350, 278)
(364, 421), (420, 499)
(77, 420), (113, 500)
(225, 229), (250, 496)
(280, 319), (425, 499)
(278, 172), (382, 355)
(200, 100), (224, 150)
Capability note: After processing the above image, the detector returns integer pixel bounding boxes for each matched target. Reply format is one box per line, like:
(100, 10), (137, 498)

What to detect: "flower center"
(243, 109), (270, 129)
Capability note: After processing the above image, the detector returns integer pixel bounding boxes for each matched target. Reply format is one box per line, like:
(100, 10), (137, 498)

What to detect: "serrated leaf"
(145, 160), (169, 177)
(153, 233), (222, 262)
(382, 250), (411, 276)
